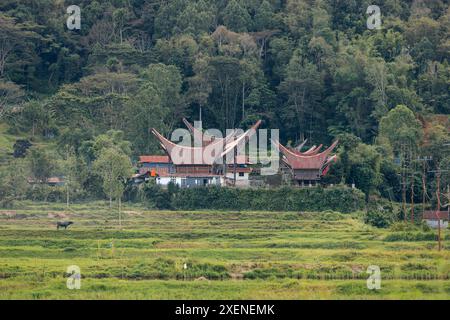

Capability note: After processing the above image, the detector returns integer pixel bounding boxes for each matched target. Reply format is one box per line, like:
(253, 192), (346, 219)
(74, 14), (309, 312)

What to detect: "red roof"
(27, 177), (64, 184)
(151, 120), (261, 165)
(423, 211), (449, 220)
(226, 167), (252, 173)
(47, 177), (64, 183)
(139, 155), (171, 163)
(156, 172), (222, 178)
(276, 140), (338, 170)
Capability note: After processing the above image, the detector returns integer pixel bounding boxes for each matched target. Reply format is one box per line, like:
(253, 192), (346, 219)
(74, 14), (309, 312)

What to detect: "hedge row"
(171, 186), (365, 213)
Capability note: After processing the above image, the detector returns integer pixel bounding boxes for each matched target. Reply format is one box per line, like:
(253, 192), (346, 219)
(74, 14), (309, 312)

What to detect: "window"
(239, 172), (245, 177)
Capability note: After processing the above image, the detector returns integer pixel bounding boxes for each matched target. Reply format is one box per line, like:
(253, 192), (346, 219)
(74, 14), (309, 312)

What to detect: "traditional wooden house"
(148, 120), (261, 188)
(145, 118), (337, 187)
(138, 155), (174, 176)
(27, 176), (65, 186)
(274, 140), (338, 185)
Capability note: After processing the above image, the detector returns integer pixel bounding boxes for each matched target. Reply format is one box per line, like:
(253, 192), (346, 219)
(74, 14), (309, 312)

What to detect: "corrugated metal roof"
(139, 155), (171, 163)
(156, 173), (222, 178)
(423, 211), (449, 220)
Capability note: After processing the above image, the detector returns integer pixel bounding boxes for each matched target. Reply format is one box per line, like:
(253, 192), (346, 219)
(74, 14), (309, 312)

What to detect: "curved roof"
(182, 118), (237, 147)
(274, 140), (338, 170)
(152, 120), (262, 165)
(288, 144), (323, 156)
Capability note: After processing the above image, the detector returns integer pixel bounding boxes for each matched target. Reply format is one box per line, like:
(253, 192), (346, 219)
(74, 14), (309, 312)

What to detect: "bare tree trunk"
(410, 180), (414, 223)
(422, 165), (426, 214)
(242, 82), (245, 120)
(402, 174), (407, 222)
(118, 197), (122, 229)
(436, 172), (441, 251)
(66, 185), (70, 209)
(233, 148), (237, 186)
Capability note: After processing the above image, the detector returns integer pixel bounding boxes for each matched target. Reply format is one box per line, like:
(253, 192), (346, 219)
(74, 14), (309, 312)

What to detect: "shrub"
(364, 199), (398, 228)
(140, 183), (172, 209)
(384, 232), (438, 242)
(390, 222), (418, 232)
(172, 185), (365, 213)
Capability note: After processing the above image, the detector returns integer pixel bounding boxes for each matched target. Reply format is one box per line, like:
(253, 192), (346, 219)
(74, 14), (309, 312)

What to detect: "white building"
(423, 211), (449, 229)
(155, 174), (224, 188)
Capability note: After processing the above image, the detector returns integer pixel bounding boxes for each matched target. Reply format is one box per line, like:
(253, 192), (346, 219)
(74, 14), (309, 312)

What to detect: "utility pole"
(428, 167), (449, 251)
(400, 144), (407, 221)
(409, 147), (415, 223)
(233, 147), (237, 186)
(401, 173), (407, 221)
(436, 171), (441, 252)
(416, 156), (432, 218)
(446, 184), (450, 215)
(430, 142), (450, 251)
(410, 181), (414, 223)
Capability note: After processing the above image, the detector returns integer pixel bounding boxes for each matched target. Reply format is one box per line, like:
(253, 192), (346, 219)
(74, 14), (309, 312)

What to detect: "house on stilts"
(136, 119), (338, 188)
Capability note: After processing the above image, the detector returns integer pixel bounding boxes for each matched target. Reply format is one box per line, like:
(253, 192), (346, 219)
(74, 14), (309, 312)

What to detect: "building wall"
(225, 172), (250, 186)
(293, 169), (321, 181)
(139, 163), (174, 175)
(156, 176), (223, 188)
(225, 172), (249, 181)
(425, 220), (449, 229)
(156, 177), (179, 186)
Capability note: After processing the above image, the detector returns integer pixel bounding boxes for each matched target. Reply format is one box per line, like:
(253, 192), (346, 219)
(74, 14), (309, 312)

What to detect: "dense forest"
(0, 0), (449, 217)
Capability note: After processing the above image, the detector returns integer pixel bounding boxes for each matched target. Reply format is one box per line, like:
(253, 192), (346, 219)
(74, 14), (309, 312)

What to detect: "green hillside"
(1, 1), (449, 206)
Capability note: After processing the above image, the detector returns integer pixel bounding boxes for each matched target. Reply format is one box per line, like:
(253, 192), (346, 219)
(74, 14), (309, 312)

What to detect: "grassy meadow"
(0, 201), (449, 300)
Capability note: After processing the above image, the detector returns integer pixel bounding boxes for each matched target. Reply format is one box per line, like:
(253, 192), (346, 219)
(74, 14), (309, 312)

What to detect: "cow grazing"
(57, 221), (74, 230)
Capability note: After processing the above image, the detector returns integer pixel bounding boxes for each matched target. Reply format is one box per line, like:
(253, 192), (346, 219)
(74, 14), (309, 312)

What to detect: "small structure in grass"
(422, 211), (449, 229)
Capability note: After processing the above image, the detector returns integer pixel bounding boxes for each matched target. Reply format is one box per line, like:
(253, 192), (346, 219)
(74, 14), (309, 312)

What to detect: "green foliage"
(93, 147), (133, 203)
(365, 199), (398, 228)
(139, 183), (173, 210)
(222, 0), (252, 32)
(172, 186), (365, 213)
(384, 232), (439, 242)
(1, 201), (448, 299)
(0, 0), (449, 209)
(28, 149), (56, 183)
(0, 159), (29, 207)
(0, 80), (24, 120)
(378, 105), (424, 153)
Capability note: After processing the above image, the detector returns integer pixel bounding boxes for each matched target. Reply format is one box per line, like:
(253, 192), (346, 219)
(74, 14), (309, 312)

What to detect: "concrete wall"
(156, 176), (223, 188)
(425, 220), (449, 229)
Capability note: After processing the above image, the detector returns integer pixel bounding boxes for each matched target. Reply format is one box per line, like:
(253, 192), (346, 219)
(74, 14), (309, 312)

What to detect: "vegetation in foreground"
(0, 202), (448, 300)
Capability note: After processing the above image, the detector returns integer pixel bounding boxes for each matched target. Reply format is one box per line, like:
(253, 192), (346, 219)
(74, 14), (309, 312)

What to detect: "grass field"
(0, 201), (449, 300)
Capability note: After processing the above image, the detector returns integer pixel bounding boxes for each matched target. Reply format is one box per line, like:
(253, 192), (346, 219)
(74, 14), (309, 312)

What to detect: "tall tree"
(0, 14), (40, 78)
(29, 149), (55, 184)
(254, 0), (275, 31)
(279, 49), (322, 141)
(60, 147), (83, 209)
(378, 105), (423, 154)
(0, 80), (24, 120)
(93, 147), (133, 226)
(141, 63), (185, 132)
(222, 0), (252, 32)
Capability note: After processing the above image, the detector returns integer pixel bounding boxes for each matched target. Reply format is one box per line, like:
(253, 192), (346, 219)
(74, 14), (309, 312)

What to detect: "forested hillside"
(0, 0), (449, 211)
